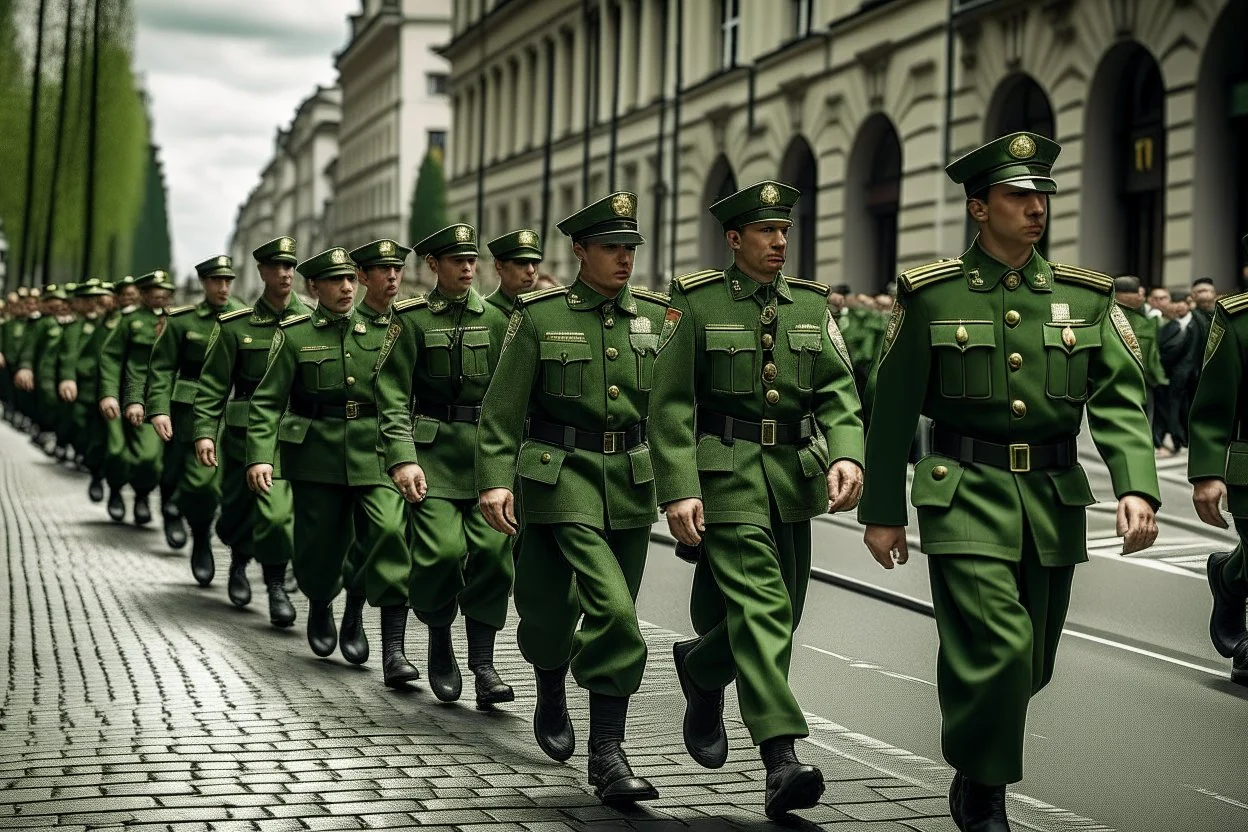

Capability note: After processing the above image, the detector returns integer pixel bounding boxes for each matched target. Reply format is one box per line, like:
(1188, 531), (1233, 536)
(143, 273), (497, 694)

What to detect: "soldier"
(376, 225), (515, 706)
(145, 256), (243, 557)
(650, 182), (864, 819)
(13, 285), (70, 452)
(1190, 233), (1248, 685)
(1113, 275), (1167, 431)
(477, 192), (677, 805)
(193, 238), (305, 624)
(245, 247), (418, 676)
(56, 279), (113, 483)
(858, 132), (1160, 832)
(484, 229), (543, 315)
(97, 278), (140, 517)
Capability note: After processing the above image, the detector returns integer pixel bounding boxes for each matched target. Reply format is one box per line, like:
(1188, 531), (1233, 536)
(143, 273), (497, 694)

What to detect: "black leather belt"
(696, 408), (815, 447)
(417, 402), (482, 424)
(290, 399), (376, 420)
(526, 417), (646, 454)
(931, 425), (1076, 473)
(232, 379), (259, 401)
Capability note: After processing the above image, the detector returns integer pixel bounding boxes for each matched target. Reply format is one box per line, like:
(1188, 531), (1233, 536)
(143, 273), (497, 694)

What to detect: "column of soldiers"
(24, 130), (1248, 832)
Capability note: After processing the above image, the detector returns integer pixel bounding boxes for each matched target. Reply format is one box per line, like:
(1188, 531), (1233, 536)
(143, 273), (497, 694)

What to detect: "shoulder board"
(517, 286), (569, 306)
(167, 304), (196, 317)
(1217, 292), (1248, 316)
(218, 307), (253, 323)
(786, 277), (830, 296)
(278, 313), (311, 329)
(898, 260), (963, 294)
(393, 296), (428, 313)
(674, 269), (722, 292)
(631, 287), (670, 304)
(1052, 264), (1113, 294)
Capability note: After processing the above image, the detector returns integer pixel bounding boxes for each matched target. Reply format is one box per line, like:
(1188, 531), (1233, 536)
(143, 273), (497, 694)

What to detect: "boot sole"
(595, 784), (659, 804)
(384, 671), (421, 688)
(341, 647), (369, 665)
(475, 689), (516, 709)
(765, 770), (825, 819)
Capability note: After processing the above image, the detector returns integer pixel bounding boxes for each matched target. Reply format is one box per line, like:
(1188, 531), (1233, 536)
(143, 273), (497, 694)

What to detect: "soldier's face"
(48, 299), (68, 317)
(495, 259), (539, 297)
(361, 265), (402, 306)
(316, 275), (356, 314)
(1192, 284), (1216, 310)
(1147, 288), (1169, 309)
(97, 296), (114, 313)
(258, 261), (294, 295)
(574, 242), (634, 295)
(970, 186), (1048, 247)
(119, 286), (139, 307)
(729, 222), (789, 280)
(202, 277), (233, 308)
(71, 297), (92, 316)
(143, 288), (172, 309)
(428, 255), (476, 296)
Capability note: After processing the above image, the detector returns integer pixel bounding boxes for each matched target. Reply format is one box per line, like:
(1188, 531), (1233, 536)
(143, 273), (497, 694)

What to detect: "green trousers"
(514, 523), (649, 697)
(685, 510), (812, 745)
(927, 537), (1074, 786)
(342, 541), (368, 597)
(216, 450), (293, 565)
(289, 481), (409, 607)
(158, 405), (220, 525)
(120, 420), (161, 494)
(1218, 519), (1248, 595)
(408, 496), (514, 629)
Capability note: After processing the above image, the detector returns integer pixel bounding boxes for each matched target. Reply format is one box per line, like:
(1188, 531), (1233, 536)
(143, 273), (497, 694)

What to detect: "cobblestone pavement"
(0, 424), (1108, 832)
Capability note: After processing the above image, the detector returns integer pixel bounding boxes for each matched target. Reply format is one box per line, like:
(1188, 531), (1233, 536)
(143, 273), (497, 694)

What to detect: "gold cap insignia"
(454, 225), (472, 243)
(155, 270), (167, 280)
(354, 322), (367, 334)
(279, 237), (294, 252)
(759, 184), (781, 205)
(379, 241), (394, 255)
(330, 249), (347, 264)
(217, 256), (229, 266)
(1008, 134), (1037, 160)
(518, 230), (538, 246)
(611, 193), (635, 217)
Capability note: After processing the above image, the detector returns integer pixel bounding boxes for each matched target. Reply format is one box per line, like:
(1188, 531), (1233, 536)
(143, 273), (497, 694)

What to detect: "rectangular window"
(427, 72), (449, 96)
(720, 0), (740, 70)
(428, 130), (447, 152)
(792, 0), (812, 38)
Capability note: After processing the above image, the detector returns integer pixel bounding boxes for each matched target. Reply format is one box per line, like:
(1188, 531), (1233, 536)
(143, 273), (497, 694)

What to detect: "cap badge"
(379, 241), (394, 255)
(611, 193), (635, 217)
(279, 237), (294, 252)
(759, 184), (781, 206)
(330, 249), (347, 264)
(454, 225), (472, 243)
(217, 256), (229, 266)
(518, 230), (538, 246)
(354, 322), (367, 334)
(1008, 134), (1037, 160)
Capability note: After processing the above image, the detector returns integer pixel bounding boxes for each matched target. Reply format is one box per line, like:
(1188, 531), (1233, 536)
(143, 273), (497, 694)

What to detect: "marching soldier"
(1113, 275), (1167, 425)
(858, 132), (1160, 832)
(484, 229), (543, 315)
(376, 225), (515, 707)
(56, 280), (113, 484)
(97, 277), (140, 517)
(244, 247), (418, 678)
(193, 239), (304, 625)
(477, 193), (678, 805)
(13, 285), (69, 452)
(650, 181), (864, 819)
(1190, 233), (1248, 684)
(40, 284), (79, 461)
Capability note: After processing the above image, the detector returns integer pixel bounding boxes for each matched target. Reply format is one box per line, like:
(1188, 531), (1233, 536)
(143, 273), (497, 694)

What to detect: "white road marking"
(1061, 630), (1224, 677)
(1184, 785), (1248, 812)
(803, 644), (936, 688)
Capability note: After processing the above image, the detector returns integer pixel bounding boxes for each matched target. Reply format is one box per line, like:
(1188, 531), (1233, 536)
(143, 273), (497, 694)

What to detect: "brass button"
(344, 352), (352, 359)
(955, 326), (968, 345)
(1004, 272), (1021, 289)
(762, 362), (778, 382)
(761, 333), (774, 349)
(1008, 352), (1023, 370)
(243, 336), (253, 344)
(1005, 310), (1021, 327)
(604, 317), (615, 329)
(932, 465), (948, 481)
(608, 385), (620, 399)
(766, 389), (780, 405)
(606, 414), (616, 424)
(606, 347), (618, 360)
(728, 346), (737, 354)
(761, 306), (777, 324)
(540, 452), (551, 464)
(1011, 399), (1027, 417)
(560, 351), (568, 361)
(346, 376), (356, 386)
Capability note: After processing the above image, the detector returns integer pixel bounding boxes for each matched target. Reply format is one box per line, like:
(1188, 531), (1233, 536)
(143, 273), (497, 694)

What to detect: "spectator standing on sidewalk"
(1155, 289), (1203, 454)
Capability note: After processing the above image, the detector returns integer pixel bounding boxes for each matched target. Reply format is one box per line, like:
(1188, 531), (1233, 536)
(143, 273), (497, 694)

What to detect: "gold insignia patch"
(353, 322), (367, 334)
(759, 184), (781, 205)
(657, 306), (683, 353)
(502, 308), (524, 351)
(630, 316), (652, 334)
(205, 323), (221, 357)
(611, 193), (635, 217)
(279, 237), (294, 252)
(1008, 134), (1036, 160)
(1051, 303), (1071, 322)
(455, 225), (472, 243)
(267, 328), (285, 362)
(380, 241), (394, 255)
(330, 249), (346, 264)
(881, 302), (905, 359)
(1204, 319), (1225, 367)
(375, 322), (403, 373)
(518, 230), (538, 246)
(826, 311), (852, 367)
(1109, 304), (1144, 366)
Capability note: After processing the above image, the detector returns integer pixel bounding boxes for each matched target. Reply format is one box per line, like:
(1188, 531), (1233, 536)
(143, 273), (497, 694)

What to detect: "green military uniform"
(57, 280), (113, 485)
(246, 246), (409, 660)
(376, 228), (515, 704)
(858, 134), (1161, 796)
(15, 289), (62, 440)
(484, 229), (544, 315)
(2, 293), (32, 426)
(650, 181), (864, 772)
(96, 279), (139, 513)
(193, 238), (304, 616)
(1117, 301), (1166, 389)
(33, 285), (76, 455)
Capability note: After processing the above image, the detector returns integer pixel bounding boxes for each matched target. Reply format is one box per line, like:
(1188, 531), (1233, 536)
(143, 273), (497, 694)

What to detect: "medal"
(1062, 326), (1076, 348)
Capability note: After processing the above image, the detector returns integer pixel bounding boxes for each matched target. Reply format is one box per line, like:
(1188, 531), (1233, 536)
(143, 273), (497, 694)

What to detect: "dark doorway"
(779, 136), (817, 278)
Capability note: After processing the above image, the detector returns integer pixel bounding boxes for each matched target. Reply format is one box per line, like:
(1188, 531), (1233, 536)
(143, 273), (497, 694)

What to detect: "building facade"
(444, 0), (1248, 293)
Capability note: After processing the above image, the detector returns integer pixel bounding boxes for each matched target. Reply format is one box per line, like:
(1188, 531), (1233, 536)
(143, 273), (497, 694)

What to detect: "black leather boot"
(534, 664), (575, 761)
(1208, 552), (1247, 657)
(307, 599), (337, 657)
(87, 475), (104, 503)
(380, 605), (420, 688)
(227, 553), (251, 607)
(262, 563), (296, 628)
(339, 594), (369, 665)
(107, 486), (125, 522)
(189, 522), (214, 586)
(427, 623), (462, 702)
(163, 503), (187, 549)
(466, 617), (513, 708)
(587, 693), (657, 805)
(950, 771), (966, 828)
(761, 737), (824, 819)
(1233, 638), (1248, 687)
(673, 638), (728, 768)
(132, 491), (152, 526)
(960, 779), (1011, 831)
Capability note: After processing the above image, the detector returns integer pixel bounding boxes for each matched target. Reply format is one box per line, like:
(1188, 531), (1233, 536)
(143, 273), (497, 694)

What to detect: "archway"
(843, 115), (902, 292)
(779, 136), (817, 278)
(700, 155), (738, 267)
(982, 74), (1056, 253)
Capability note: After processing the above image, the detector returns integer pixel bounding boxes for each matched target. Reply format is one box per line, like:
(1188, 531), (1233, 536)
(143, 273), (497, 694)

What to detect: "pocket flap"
(704, 329), (756, 354)
(929, 321), (995, 352)
(239, 339), (271, 352)
(224, 399), (249, 428)
(172, 378), (199, 404)
(629, 333), (659, 354)
(628, 444), (654, 485)
(1047, 464), (1096, 506)
(518, 441), (567, 485)
(910, 455), (965, 508)
(296, 352), (335, 365)
(412, 415), (439, 446)
(462, 328), (491, 348)
(424, 330), (452, 349)
(1042, 322), (1101, 354)
(277, 412), (312, 444)
(539, 340), (593, 364)
(786, 331), (822, 353)
(695, 434), (735, 472)
(1226, 440), (1248, 486)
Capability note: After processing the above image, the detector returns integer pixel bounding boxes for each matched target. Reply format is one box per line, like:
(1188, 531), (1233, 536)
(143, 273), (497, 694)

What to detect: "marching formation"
(2, 130), (1247, 832)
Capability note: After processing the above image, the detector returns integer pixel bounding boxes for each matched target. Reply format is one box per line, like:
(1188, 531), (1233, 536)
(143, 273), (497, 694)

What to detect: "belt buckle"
(1008, 443), (1030, 473)
(345, 401), (359, 420)
(760, 419), (777, 447)
(603, 432), (620, 455)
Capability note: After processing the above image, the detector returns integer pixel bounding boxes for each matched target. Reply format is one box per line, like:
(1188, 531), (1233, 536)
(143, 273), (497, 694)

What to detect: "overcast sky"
(133, 0), (357, 277)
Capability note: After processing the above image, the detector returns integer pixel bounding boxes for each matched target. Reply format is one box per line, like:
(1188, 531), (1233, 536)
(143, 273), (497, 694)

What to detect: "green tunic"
(97, 306), (164, 494)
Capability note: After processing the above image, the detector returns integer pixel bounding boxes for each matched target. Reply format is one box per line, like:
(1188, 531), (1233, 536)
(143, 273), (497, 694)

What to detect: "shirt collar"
(565, 278), (638, 315)
(963, 236), (1052, 293)
(725, 264), (793, 303)
(427, 286), (484, 315)
(356, 298), (393, 324)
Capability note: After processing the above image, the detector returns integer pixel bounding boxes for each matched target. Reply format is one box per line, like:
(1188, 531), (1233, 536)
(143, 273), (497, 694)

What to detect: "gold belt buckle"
(760, 419), (778, 447)
(1008, 443), (1030, 473)
(345, 401), (359, 420)
(603, 432), (620, 454)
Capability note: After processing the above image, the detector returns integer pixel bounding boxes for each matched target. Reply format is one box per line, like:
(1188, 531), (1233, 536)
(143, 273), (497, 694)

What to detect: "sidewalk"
(0, 423), (1104, 832)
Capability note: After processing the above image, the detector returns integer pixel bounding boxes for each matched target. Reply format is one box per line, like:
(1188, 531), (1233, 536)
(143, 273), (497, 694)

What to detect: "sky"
(133, 0), (357, 277)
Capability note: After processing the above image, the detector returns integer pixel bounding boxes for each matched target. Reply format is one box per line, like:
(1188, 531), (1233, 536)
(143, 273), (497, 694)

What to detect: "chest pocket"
(423, 330), (453, 378)
(786, 330), (823, 391)
(461, 328), (492, 377)
(539, 340), (592, 398)
(629, 332), (658, 391)
(130, 328), (156, 350)
(297, 350), (340, 390)
(930, 321), (995, 399)
(1042, 322), (1101, 402)
(238, 339), (271, 379)
(705, 328), (756, 395)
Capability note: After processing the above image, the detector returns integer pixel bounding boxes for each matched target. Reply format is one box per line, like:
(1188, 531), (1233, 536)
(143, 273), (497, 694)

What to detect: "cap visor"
(577, 231), (645, 246)
(303, 265), (358, 281)
(997, 175), (1057, 194)
(429, 244), (479, 258)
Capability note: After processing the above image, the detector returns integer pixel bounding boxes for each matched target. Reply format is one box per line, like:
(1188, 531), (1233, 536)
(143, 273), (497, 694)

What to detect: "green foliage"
(129, 141), (172, 273)
(407, 146), (448, 246)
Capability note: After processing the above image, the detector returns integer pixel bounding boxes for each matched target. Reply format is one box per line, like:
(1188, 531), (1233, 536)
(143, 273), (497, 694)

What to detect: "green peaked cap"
(709, 180), (799, 230)
(74, 278), (111, 297)
(350, 239), (411, 268)
(557, 192), (644, 245)
(195, 254), (236, 279)
(413, 224), (479, 258)
(112, 276), (136, 293)
(44, 284), (69, 300)
(135, 269), (175, 291)
(252, 236), (298, 265)
(946, 131), (1061, 196)
(296, 247), (357, 281)
(487, 228), (543, 261)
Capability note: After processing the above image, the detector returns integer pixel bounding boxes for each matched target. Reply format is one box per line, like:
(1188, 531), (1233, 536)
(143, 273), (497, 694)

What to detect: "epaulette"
(898, 260), (963, 294)
(167, 304), (196, 317)
(631, 287), (670, 304)
(278, 313), (311, 329)
(786, 277), (830, 296)
(517, 286), (569, 306)
(674, 269), (721, 292)
(1052, 264), (1113, 294)
(1217, 292), (1248, 316)
(218, 307), (252, 323)
(393, 296), (428, 314)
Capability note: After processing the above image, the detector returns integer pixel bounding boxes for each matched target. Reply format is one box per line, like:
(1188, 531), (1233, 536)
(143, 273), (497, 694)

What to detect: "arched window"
(844, 115), (902, 292)
(779, 136), (817, 278)
(700, 156), (737, 267)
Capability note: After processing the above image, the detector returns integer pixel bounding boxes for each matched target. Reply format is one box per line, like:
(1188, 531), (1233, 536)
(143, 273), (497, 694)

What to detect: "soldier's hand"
(124, 403), (145, 427)
(480, 487), (518, 535)
(390, 463), (428, 504)
(99, 397), (120, 420)
(1193, 478), (1230, 529)
(863, 524), (909, 570)
(152, 415), (173, 442)
(13, 369), (34, 391)
(57, 380), (78, 403)
(1117, 494), (1159, 555)
(665, 498), (705, 546)
(247, 463), (274, 495)
(195, 438), (217, 468)
(0, 351), (6, 369)
(827, 460), (864, 513)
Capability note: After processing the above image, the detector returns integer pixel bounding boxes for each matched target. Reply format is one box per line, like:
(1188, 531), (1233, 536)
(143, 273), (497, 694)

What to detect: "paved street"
(0, 419), (1240, 831)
